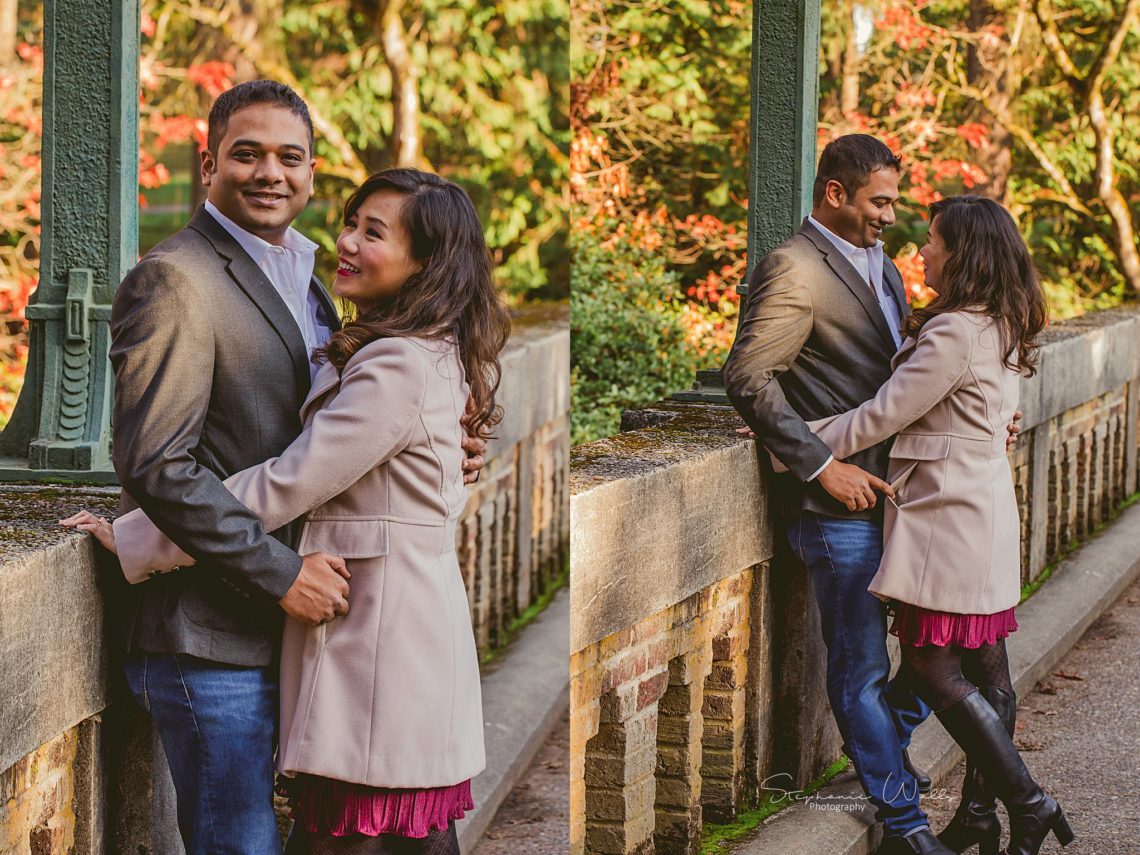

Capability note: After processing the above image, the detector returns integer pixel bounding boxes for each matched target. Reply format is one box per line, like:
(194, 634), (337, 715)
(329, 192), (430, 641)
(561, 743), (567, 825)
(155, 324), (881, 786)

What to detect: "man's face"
(200, 103), (315, 245)
(824, 167), (900, 248)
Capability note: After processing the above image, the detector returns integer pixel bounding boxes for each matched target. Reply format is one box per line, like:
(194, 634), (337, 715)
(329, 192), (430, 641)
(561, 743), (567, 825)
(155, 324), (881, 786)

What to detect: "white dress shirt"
(802, 215), (906, 481)
(205, 201), (331, 380)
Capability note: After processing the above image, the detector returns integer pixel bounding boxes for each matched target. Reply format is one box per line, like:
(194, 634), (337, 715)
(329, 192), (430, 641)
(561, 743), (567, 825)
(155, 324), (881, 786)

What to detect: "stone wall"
(569, 305), (1140, 855)
(0, 308), (569, 855)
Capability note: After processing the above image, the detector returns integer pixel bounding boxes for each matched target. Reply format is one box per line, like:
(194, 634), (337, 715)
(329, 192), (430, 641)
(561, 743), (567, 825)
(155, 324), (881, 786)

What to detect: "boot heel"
(978, 838), (999, 855)
(1052, 810), (1075, 846)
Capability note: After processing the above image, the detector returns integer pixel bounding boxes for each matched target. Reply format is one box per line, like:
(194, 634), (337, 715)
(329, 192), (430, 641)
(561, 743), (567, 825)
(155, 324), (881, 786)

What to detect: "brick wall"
(0, 720), (101, 855)
(572, 570), (754, 855)
(570, 306), (1140, 854)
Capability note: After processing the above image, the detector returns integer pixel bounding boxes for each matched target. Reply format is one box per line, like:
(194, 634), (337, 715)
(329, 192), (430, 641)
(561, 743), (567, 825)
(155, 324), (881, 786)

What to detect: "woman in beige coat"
(801, 197), (1070, 855)
(66, 169), (511, 854)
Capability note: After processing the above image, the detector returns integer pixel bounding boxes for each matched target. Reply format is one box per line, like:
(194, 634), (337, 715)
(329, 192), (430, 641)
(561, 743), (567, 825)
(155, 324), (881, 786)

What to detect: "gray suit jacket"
(109, 206), (341, 666)
(723, 218), (910, 520)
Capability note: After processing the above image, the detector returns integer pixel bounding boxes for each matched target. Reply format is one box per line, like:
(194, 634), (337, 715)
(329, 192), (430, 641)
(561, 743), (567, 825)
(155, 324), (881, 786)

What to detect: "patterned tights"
(900, 637), (1014, 711)
(284, 821), (460, 855)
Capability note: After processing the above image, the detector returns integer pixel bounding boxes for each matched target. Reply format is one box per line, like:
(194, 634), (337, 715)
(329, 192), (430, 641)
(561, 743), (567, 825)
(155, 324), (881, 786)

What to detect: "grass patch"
(479, 561), (568, 668)
(699, 756), (851, 855)
(1020, 489), (1140, 603)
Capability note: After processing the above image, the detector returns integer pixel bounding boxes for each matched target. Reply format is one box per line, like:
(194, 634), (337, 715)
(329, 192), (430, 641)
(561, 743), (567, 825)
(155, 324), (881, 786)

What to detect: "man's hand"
(817, 459), (894, 512)
(60, 509), (117, 554)
(1005, 409), (1022, 451)
(279, 552), (351, 626)
(460, 396), (487, 485)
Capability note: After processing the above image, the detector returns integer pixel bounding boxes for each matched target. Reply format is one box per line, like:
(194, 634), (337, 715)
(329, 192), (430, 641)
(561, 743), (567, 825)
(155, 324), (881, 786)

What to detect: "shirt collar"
(204, 200), (318, 264)
(807, 214), (883, 259)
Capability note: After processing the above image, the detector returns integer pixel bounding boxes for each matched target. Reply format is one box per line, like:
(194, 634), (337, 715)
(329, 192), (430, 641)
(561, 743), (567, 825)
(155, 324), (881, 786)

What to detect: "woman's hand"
(59, 510), (117, 555)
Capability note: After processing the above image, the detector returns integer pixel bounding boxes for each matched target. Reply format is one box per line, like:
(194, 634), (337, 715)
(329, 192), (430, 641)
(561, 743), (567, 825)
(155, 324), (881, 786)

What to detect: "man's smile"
(245, 190), (288, 207)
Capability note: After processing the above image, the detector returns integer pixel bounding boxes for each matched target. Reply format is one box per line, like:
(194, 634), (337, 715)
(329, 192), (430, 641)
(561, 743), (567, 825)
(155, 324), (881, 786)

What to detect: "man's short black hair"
(812, 134), (901, 206)
(206, 80), (315, 156)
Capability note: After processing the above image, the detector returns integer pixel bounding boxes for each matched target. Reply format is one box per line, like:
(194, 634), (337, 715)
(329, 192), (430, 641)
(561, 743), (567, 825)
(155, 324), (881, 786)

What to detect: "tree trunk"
(378, 0), (423, 167)
(1089, 87), (1140, 292)
(1083, 0), (1140, 293)
(0, 0), (18, 62)
(229, 0), (286, 82)
(840, 0), (860, 117)
(966, 0), (1012, 203)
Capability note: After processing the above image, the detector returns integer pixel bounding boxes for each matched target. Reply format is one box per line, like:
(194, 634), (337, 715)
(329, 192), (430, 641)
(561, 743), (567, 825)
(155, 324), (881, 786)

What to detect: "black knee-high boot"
(935, 691), (1073, 855)
(937, 686), (1015, 855)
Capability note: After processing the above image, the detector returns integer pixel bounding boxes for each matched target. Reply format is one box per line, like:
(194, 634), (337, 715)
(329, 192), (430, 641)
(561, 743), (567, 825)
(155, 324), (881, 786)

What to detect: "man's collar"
(203, 200), (317, 263)
(806, 214), (883, 257)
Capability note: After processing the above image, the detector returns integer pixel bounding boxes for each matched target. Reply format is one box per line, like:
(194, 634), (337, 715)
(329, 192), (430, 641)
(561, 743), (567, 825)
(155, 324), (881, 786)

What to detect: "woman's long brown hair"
(314, 169), (512, 437)
(905, 195), (1047, 376)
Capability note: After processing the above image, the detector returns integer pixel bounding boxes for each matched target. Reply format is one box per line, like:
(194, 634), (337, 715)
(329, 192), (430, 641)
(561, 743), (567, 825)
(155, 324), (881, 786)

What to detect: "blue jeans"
(124, 653), (282, 855)
(787, 512), (931, 836)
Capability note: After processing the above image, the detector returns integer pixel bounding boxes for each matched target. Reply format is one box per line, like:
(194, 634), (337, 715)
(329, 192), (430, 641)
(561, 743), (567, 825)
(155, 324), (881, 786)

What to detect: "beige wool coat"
(114, 336), (485, 789)
(792, 310), (1023, 615)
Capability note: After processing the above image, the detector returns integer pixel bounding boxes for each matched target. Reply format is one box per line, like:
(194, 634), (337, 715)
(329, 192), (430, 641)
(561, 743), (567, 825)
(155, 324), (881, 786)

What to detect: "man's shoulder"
(139, 221), (218, 264)
(124, 224), (222, 285)
(747, 230), (826, 294)
(761, 229), (825, 266)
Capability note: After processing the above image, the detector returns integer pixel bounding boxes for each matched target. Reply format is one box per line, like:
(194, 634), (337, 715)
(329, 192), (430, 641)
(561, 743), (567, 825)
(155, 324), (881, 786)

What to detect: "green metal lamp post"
(0, 0), (139, 482)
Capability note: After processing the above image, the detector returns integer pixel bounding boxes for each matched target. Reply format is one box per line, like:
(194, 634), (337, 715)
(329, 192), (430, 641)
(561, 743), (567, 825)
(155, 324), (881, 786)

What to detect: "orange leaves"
(956, 122), (989, 149)
(686, 265), (742, 306)
(894, 82), (937, 110)
(140, 56), (165, 93)
(0, 273), (36, 320)
(187, 61), (236, 99)
(570, 127), (633, 221)
(893, 247), (935, 304)
(16, 43), (44, 73)
(149, 114), (207, 150)
(930, 158), (988, 189)
(139, 162), (170, 190)
(876, 5), (936, 51)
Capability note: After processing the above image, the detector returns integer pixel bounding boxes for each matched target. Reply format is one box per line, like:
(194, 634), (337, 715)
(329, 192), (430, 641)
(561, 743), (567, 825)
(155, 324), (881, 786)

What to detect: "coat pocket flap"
(297, 519), (389, 559)
(889, 433), (951, 461)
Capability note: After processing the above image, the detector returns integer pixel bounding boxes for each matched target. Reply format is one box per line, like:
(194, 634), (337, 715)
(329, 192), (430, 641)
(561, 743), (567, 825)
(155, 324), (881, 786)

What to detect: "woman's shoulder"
(339, 336), (434, 384)
(912, 309), (974, 342)
(344, 335), (435, 363)
(341, 336), (461, 384)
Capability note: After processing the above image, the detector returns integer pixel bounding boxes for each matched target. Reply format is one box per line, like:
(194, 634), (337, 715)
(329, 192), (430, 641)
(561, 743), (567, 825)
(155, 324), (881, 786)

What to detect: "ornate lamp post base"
(0, 0), (138, 485)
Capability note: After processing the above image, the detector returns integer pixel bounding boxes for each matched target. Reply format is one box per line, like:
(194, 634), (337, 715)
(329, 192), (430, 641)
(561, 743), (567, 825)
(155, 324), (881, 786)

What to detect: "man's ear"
(200, 148), (216, 187)
(823, 179), (847, 210)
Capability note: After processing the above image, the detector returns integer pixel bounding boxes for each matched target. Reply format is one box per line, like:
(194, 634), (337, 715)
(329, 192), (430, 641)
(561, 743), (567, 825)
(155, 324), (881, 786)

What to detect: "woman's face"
(919, 215), (949, 292)
(333, 190), (422, 313)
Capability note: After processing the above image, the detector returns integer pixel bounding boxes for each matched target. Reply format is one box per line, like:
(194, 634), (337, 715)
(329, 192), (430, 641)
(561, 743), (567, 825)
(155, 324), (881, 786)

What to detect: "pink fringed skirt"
(285, 775), (473, 839)
(890, 603), (1018, 649)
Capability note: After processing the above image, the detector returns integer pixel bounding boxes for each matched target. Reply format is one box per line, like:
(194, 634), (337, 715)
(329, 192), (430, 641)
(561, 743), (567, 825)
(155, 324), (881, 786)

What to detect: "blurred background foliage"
(0, 0), (568, 427)
(571, 0), (1140, 444)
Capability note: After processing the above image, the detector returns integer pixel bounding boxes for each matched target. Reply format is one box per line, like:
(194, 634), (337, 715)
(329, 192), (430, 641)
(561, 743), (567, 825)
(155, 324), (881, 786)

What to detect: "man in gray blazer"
(107, 81), (482, 853)
(724, 135), (946, 855)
